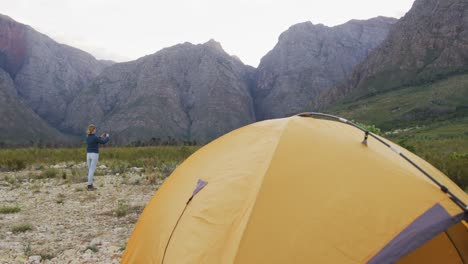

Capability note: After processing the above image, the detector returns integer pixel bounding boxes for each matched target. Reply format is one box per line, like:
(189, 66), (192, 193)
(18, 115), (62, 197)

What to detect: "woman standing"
(86, 124), (110, 191)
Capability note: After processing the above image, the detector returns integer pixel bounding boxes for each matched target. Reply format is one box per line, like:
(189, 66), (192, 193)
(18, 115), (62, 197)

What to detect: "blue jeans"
(87, 153), (99, 185)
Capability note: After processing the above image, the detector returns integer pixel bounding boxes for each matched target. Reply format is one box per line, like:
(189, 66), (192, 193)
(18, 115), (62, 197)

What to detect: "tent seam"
(231, 117), (294, 264)
(444, 230), (464, 263)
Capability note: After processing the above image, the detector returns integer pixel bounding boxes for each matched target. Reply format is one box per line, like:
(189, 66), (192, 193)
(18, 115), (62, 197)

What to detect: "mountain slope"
(328, 73), (468, 130)
(254, 16), (397, 120)
(0, 14), (110, 128)
(317, 0), (468, 108)
(64, 40), (256, 144)
(0, 68), (69, 146)
(312, 0), (468, 189)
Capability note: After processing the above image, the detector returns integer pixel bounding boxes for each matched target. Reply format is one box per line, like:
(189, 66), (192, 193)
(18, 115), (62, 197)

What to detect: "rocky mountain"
(254, 16), (397, 120)
(0, 14), (110, 129)
(64, 40), (256, 144)
(317, 0), (468, 109)
(0, 68), (68, 146)
(0, 13), (398, 145)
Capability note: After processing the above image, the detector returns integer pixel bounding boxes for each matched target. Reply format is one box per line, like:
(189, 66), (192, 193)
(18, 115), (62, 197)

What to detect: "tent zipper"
(161, 199), (192, 264)
(162, 179), (207, 263)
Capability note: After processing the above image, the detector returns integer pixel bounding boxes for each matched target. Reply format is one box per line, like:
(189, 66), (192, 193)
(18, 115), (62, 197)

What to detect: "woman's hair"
(87, 124), (96, 135)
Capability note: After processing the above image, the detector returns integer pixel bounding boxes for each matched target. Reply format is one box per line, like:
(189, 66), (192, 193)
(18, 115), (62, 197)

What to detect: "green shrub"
(23, 242), (32, 256)
(39, 253), (55, 260)
(146, 174), (158, 185)
(69, 169), (87, 183)
(85, 245), (98, 253)
(111, 161), (130, 174)
(449, 152), (468, 160)
(39, 168), (58, 179)
(1, 158), (26, 171)
(160, 162), (178, 177)
(354, 121), (383, 135)
(115, 200), (129, 217)
(93, 170), (104, 176)
(0, 205), (21, 214)
(12, 223), (32, 233)
(396, 138), (416, 152)
(56, 193), (66, 204)
(3, 175), (16, 185)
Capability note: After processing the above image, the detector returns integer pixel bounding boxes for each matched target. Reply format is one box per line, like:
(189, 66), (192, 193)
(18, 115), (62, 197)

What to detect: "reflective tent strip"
(368, 203), (465, 264)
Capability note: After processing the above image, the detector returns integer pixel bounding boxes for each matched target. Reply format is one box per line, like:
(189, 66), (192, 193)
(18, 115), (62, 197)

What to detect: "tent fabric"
(397, 230), (463, 264)
(121, 116), (468, 264)
(446, 221), (468, 262)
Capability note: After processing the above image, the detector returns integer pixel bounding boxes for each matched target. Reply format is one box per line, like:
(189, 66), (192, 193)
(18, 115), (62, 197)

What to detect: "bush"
(69, 169), (87, 183)
(12, 223), (32, 233)
(396, 138), (416, 152)
(56, 193), (66, 204)
(23, 242), (32, 256)
(146, 174), (158, 185)
(1, 158), (26, 171)
(39, 168), (58, 179)
(161, 162), (178, 177)
(115, 200), (129, 217)
(355, 122), (383, 135)
(111, 161), (130, 174)
(85, 245), (98, 253)
(0, 206), (21, 214)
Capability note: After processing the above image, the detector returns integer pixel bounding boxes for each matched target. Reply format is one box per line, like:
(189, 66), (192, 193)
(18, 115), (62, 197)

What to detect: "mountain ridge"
(0, 13), (403, 145)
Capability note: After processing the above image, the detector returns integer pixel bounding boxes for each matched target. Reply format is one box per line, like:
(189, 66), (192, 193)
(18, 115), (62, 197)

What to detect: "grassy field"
(385, 121), (468, 191)
(0, 137), (466, 192)
(0, 146), (199, 172)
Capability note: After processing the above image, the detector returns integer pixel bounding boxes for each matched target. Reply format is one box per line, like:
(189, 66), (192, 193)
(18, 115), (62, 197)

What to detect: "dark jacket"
(86, 134), (110, 153)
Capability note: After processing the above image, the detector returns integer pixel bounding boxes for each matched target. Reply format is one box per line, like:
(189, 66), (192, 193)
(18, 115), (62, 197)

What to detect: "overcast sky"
(1, 0), (415, 66)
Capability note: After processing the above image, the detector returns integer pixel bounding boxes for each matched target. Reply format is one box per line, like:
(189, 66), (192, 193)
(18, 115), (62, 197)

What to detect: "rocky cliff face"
(254, 17), (397, 119)
(64, 40), (256, 144)
(0, 15), (28, 78)
(0, 68), (68, 146)
(316, 0), (468, 108)
(0, 14), (110, 128)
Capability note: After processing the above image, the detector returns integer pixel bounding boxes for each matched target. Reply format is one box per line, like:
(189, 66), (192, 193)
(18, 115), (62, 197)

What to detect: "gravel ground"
(0, 164), (160, 263)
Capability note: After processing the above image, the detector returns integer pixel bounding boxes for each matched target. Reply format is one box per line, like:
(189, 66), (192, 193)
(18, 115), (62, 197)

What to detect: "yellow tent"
(122, 114), (468, 264)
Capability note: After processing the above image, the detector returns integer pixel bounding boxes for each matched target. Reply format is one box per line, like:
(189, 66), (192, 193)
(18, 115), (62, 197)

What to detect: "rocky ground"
(0, 163), (162, 263)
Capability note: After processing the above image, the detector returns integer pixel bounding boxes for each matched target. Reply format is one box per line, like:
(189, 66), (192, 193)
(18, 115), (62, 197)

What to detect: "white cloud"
(0, 0), (415, 66)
